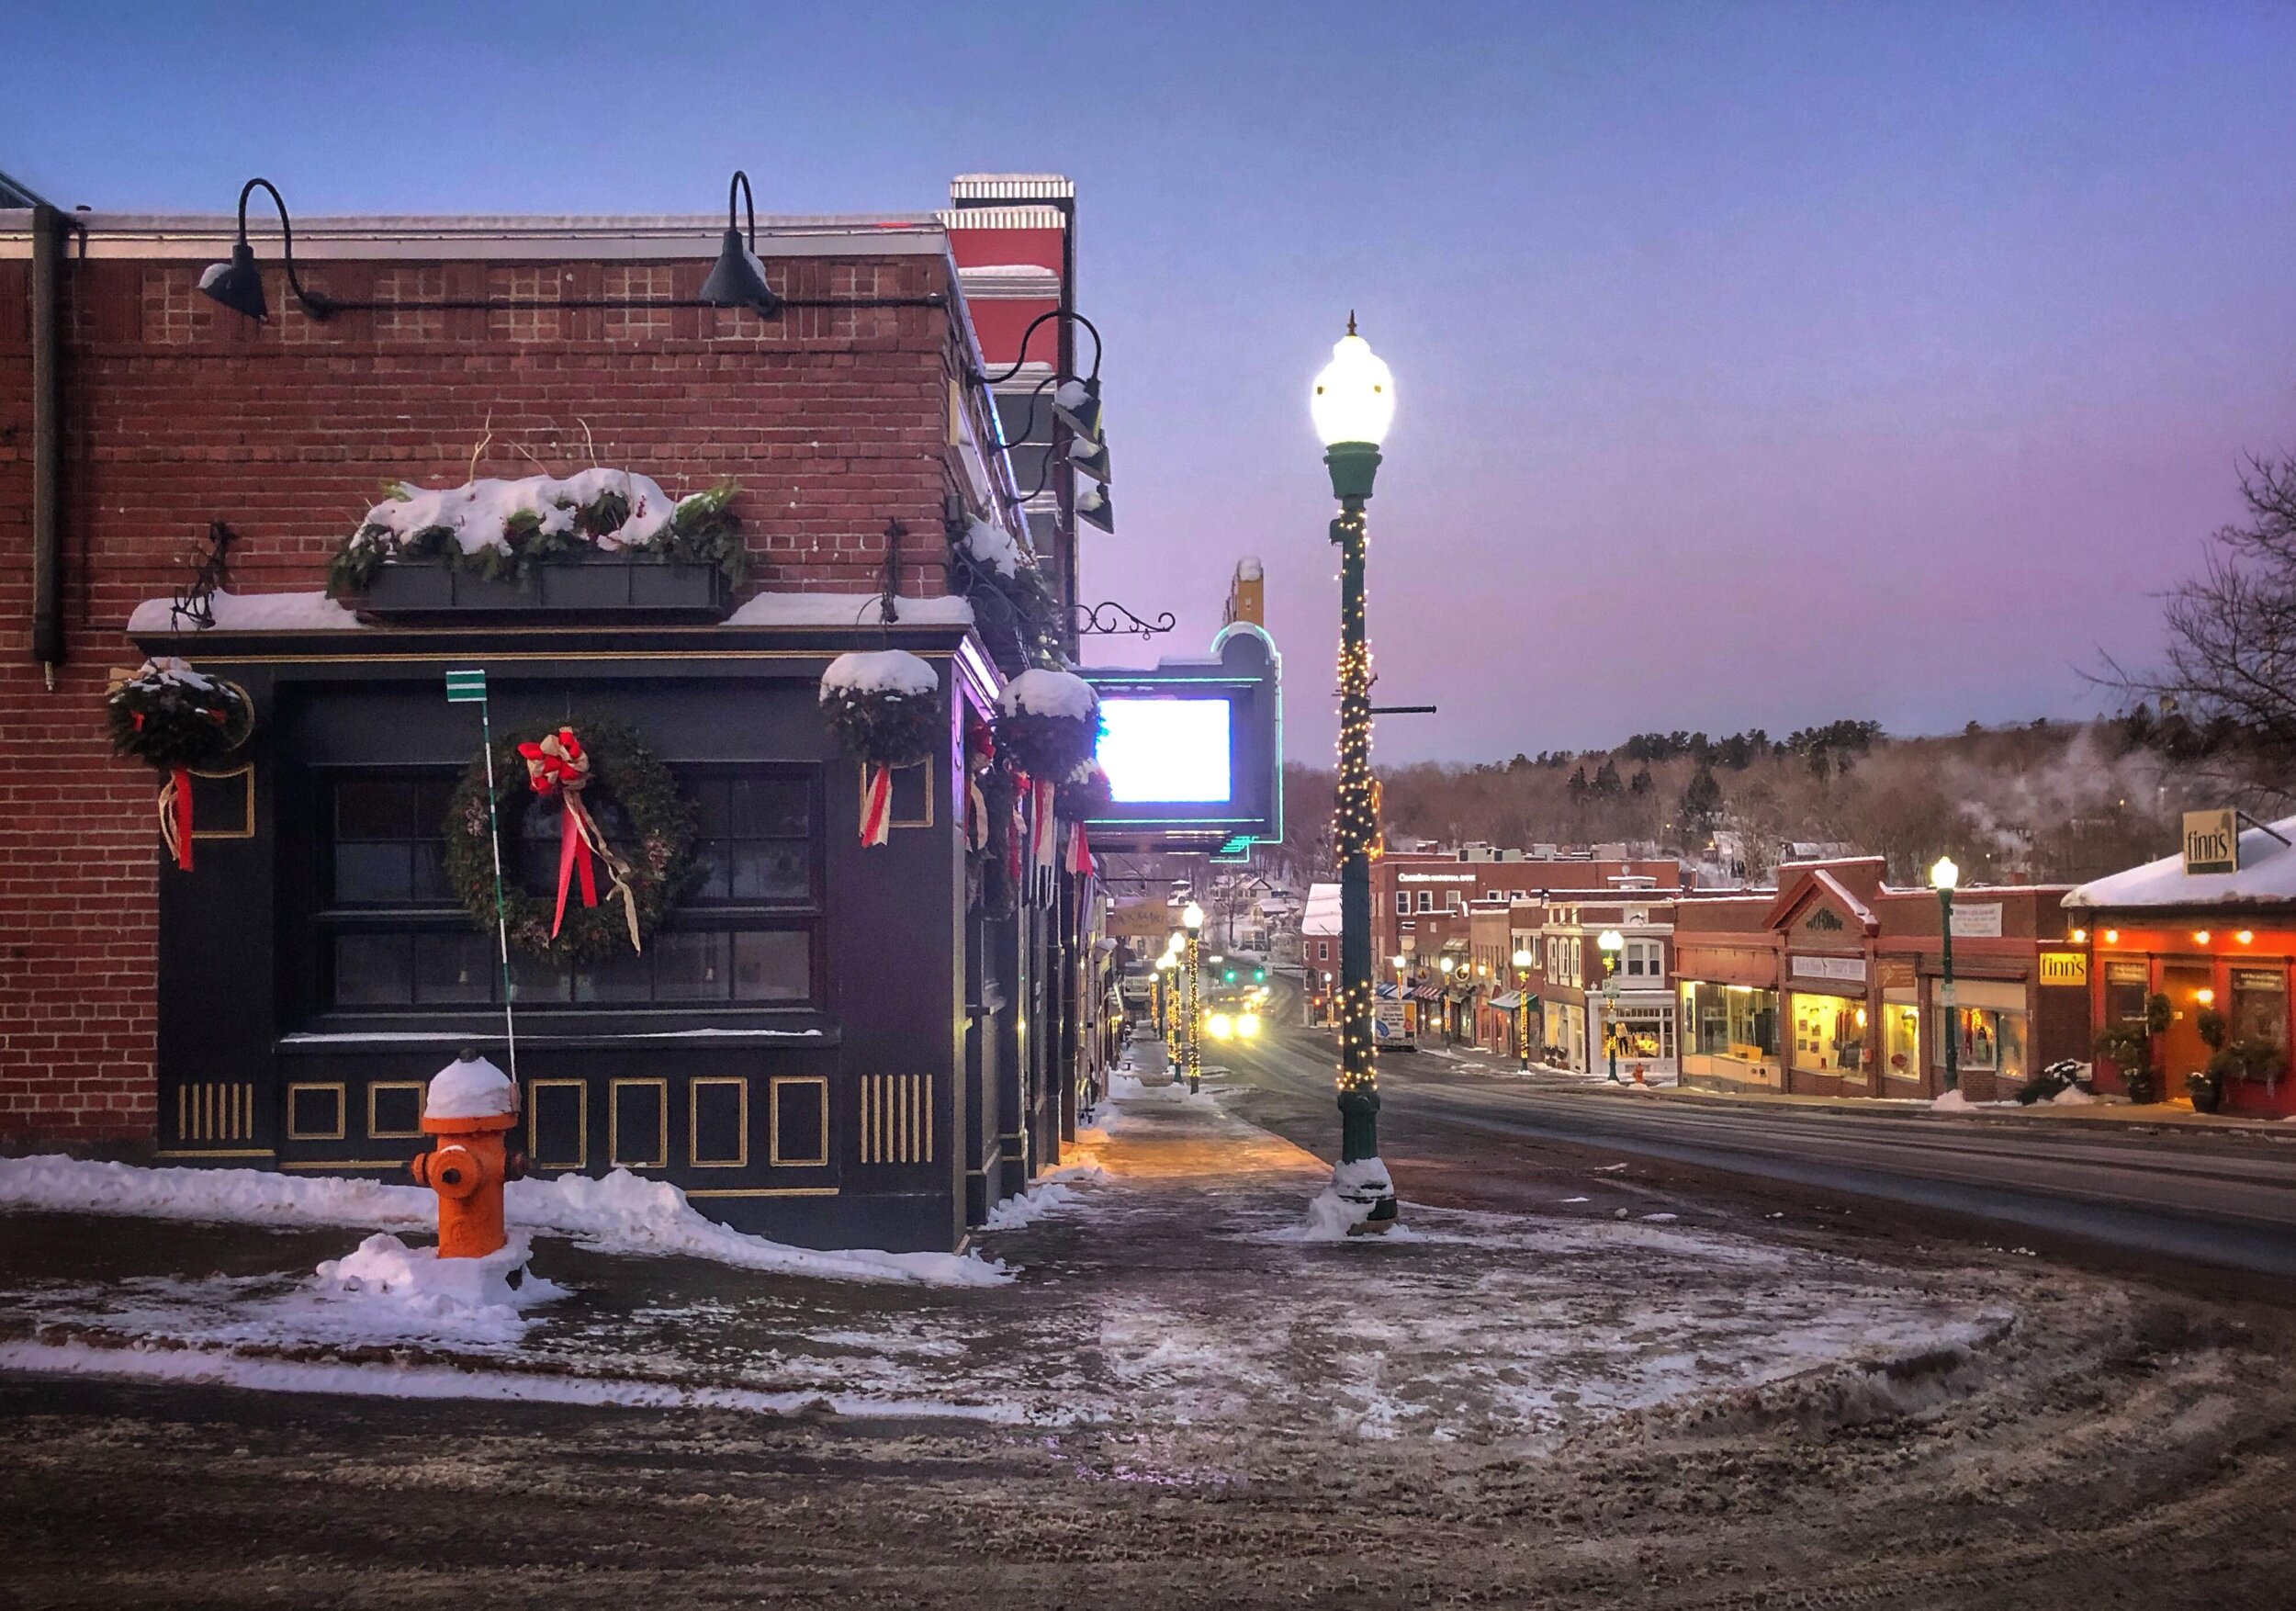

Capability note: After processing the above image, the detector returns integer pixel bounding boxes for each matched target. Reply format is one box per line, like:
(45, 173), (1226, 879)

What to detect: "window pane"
(734, 930), (810, 1001)
(516, 799), (566, 896)
(333, 843), (412, 904)
(411, 839), (455, 903)
(686, 839), (732, 901)
(414, 930), (495, 1004)
(731, 778), (808, 836)
(692, 778), (732, 838)
(336, 780), (411, 839)
(577, 945), (652, 1003)
(412, 778), (458, 833)
(509, 949), (573, 1005)
(654, 931), (729, 1000)
(333, 933), (412, 1006)
(731, 844), (811, 902)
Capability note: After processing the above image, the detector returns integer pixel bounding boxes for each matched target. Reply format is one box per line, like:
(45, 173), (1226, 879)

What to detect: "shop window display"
(1681, 982), (1779, 1061)
(2230, 968), (2288, 1051)
(1937, 1005), (2027, 1082)
(1792, 994), (1864, 1073)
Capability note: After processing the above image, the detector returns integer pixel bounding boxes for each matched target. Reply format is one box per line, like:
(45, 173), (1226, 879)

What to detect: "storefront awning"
(1491, 989), (1523, 1010)
(1412, 986), (1443, 1002)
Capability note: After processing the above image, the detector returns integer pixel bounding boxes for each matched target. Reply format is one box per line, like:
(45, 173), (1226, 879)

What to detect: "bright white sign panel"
(1097, 697), (1232, 804)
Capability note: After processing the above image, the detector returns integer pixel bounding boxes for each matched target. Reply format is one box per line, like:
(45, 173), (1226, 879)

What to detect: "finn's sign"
(2183, 809), (2239, 876)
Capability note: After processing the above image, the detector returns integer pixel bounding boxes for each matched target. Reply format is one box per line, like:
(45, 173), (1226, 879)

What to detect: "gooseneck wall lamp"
(697, 170), (781, 314)
(198, 178), (337, 323)
(977, 309), (1114, 535)
(198, 170), (923, 328)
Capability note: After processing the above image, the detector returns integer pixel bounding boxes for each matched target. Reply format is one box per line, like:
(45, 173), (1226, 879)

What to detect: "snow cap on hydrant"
(411, 1050), (524, 1261)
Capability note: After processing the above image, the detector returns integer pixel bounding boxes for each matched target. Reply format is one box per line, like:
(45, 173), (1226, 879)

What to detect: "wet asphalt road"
(1210, 975), (2296, 1278)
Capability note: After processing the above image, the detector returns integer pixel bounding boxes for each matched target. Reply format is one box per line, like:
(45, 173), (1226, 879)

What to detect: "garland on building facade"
(443, 718), (693, 961)
(106, 657), (254, 872)
(327, 471), (745, 597)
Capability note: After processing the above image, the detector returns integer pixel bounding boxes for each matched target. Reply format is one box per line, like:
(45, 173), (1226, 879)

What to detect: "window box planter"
(355, 554), (731, 622)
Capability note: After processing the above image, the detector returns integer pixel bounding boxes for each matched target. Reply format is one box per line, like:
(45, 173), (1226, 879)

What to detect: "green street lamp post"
(1931, 856), (1960, 1094)
(1314, 316), (1399, 1229)
(1597, 929), (1626, 1083)
(1513, 946), (1535, 1071)
(1182, 901), (1205, 1095)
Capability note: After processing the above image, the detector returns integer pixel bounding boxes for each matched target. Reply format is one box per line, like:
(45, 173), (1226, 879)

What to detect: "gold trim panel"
(609, 1077), (670, 1170)
(187, 764), (256, 839)
(527, 1078), (589, 1171)
(689, 1076), (749, 1168)
(285, 1082), (347, 1143)
(768, 1075), (831, 1167)
(174, 1080), (260, 1143)
(858, 1073), (931, 1165)
(366, 1080), (428, 1141)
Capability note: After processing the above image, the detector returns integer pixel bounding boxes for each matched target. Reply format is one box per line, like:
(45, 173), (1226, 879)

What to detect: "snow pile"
(424, 1053), (514, 1121)
(315, 1231), (564, 1320)
(505, 1170), (1012, 1287)
(0, 1155), (1008, 1288)
(128, 591), (363, 634)
(982, 1181), (1081, 1231)
(998, 668), (1097, 721)
(1294, 1157), (1396, 1243)
(819, 649), (939, 698)
(726, 591), (975, 627)
(2050, 1083), (2101, 1106)
(353, 469), (681, 558)
(963, 517), (1027, 579)
(0, 1154), (433, 1230)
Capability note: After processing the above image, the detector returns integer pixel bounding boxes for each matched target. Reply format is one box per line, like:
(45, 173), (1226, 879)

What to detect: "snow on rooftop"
(1302, 882), (1343, 936)
(2065, 815), (2296, 909)
(129, 591), (362, 634)
(820, 649), (939, 698)
(726, 592), (974, 628)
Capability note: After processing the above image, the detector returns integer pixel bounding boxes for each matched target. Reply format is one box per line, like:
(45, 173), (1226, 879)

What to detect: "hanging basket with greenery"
(107, 657), (254, 872)
(994, 669), (1102, 782)
(819, 650), (942, 847)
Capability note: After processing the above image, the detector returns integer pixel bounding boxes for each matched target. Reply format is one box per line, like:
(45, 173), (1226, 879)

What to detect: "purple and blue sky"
(7, 2), (2295, 763)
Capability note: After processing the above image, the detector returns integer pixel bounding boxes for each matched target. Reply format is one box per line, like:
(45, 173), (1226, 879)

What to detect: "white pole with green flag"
(445, 668), (517, 1085)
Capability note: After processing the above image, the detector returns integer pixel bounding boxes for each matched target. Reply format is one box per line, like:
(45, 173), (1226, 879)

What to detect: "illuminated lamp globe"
(1311, 317), (1395, 448)
(1182, 902), (1205, 933)
(1597, 929), (1625, 954)
(1513, 947), (1533, 970)
(1930, 856), (1960, 892)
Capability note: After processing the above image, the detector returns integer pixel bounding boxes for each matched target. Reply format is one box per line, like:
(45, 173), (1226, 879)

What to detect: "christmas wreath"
(994, 669), (1102, 780)
(819, 649), (942, 847)
(1054, 760), (1113, 821)
(443, 718), (693, 961)
(107, 657), (254, 871)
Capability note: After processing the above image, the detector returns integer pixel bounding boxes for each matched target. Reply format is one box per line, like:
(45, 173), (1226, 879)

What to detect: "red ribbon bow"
(517, 727), (602, 941)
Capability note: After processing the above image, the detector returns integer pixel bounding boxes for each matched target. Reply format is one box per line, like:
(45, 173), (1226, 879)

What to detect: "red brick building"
(0, 177), (1094, 1250)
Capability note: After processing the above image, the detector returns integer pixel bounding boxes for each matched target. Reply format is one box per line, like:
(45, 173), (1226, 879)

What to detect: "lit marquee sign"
(1078, 622), (1281, 854)
(1097, 696), (1232, 804)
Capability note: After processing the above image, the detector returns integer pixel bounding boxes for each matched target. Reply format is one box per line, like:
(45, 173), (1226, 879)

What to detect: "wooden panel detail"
(174, 1081), (260, 1143)
(858, 1074), (931, 1165)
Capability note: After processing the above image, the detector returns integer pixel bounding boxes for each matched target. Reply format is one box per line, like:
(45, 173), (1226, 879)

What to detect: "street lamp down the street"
(1512, 946), (1535, 1071)
(1597, 929), (1626, 1083)
(1182, 902), (1206, 1096)
(1315, 315), (1399, 1231)
(1931, 855), (1960, 1095)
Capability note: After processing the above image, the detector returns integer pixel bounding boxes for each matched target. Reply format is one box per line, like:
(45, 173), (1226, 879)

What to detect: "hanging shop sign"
(2038, 951), (2089, 987)
(1950, 903), (2003, 939)
(2183, 808), (2239, 876)
(1080, 621), (1281, 856)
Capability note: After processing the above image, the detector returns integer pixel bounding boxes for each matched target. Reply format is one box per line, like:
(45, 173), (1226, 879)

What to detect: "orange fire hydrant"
(409, 1053), (525, 1259)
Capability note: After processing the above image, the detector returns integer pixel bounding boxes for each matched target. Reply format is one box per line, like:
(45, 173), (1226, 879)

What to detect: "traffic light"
(1223, 969), (1237, 984)
(1253, 968), (1266, 983)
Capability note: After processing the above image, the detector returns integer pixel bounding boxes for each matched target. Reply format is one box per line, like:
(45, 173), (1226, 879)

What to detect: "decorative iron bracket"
(1072, 600), (1175, 639)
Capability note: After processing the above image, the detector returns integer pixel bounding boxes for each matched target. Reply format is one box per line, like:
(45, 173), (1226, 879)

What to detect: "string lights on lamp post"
(1597, 929), (1626, 1083)
(1312, 315), (1399, 1231)
(1182, 902), (1205, 1096)
(1513, 946), (1535, 1071)
(1931, 856), (1960, 1095)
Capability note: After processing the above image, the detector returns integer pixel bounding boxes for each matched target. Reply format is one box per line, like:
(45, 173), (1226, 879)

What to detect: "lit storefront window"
(2104, 961), (2149, 1024)
(1792, 993), (1864, 1074)
(2229, 968), (2288, 1052)
(1934, 981), (2028, 1082)
(1883, 996), (1920, 1077)
(1680, 982), (1778, 1060)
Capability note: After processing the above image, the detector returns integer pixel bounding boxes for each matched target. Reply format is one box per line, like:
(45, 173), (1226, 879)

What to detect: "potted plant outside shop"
(2093, 1020), (2159, 1106)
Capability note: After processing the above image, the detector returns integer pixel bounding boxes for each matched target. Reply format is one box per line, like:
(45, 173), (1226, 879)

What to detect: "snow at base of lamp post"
(1289, 1156), (1395, 1243)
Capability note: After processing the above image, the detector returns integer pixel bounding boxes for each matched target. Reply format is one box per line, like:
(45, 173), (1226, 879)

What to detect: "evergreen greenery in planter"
(327, 470), (745, 599)
(2093, 1020), (2158, 1104)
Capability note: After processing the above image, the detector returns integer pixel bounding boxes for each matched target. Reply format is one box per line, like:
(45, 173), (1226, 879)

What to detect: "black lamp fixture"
(1067, 431), (1110, 484)
(699, 170), (781, 314)
(1052, 376), (1102, 439)
(1075, 481), (1114, 534)
(198, 178), (336, 322)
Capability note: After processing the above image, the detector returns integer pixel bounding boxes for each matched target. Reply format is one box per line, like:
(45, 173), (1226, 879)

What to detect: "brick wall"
(0, 242), (982, 1143)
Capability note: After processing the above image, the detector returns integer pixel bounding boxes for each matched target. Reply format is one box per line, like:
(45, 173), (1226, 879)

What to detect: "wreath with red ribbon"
(442, 718), (693, 960)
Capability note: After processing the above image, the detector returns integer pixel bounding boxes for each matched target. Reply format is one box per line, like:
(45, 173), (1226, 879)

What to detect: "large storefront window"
(1613, 1004), (1675, 1061)
(2104, 961), (2149, 1024)
(1792, 992), (1864, 1073)
(2230, 968), (2288, 1052)
(318, 768), (819, 1013)
(1934, 980), (2028, 1082)
(1882, 991), (1920, 1077)
(1681, 982), (1779, 1060)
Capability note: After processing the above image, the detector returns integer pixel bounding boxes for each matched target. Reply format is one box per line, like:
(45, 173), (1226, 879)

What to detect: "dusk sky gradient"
(7, 2), (2295, 764)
